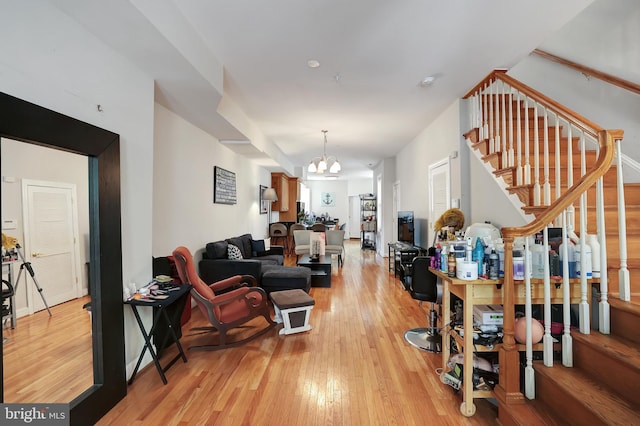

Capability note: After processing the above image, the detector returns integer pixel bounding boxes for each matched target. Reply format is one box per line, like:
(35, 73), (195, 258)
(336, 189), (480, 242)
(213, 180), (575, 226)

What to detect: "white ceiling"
(52, 0), (610, 180)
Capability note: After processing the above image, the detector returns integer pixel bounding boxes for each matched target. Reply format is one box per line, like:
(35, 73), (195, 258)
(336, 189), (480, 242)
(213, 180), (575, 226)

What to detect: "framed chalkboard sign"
(214, 166), (237, 204)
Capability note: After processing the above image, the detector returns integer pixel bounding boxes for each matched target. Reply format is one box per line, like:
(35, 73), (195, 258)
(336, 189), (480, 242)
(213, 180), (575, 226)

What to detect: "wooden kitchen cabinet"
(271, 173), (289, 212)
(279, 178), (300, 222)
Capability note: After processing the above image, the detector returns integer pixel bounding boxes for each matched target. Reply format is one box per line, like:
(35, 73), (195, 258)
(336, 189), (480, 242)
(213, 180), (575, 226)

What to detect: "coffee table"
(297, 255), (332, 287)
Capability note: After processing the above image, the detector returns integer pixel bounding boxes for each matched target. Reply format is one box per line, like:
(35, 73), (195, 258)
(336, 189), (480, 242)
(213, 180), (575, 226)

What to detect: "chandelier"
(308, 130), (341, 174)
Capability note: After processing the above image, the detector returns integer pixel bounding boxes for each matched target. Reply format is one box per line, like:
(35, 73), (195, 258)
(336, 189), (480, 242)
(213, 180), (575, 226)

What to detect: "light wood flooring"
(101, 240), (498, 425)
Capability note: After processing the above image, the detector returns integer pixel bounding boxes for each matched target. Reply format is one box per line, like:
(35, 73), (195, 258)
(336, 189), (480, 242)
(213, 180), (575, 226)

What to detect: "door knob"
(32, 252), (42, 257)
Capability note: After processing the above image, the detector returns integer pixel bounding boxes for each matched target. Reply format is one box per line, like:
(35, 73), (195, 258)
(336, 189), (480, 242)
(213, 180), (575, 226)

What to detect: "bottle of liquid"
(513, 249), (525, 280)
(588, 234), (601, 279)
(531, 234), (546, 279)
(473, 237), (484, 275)
(489, 249), (499, 280)
(495, 239), (505, 278)
(465, 237), (473, 262)
(559, 240), (577, 278)
(575, 237), (592, 279)
(435, 244), (442, 270)
(441, 244), (448, 273)
(549, 250), (560, 277)
(448, 250), (456, 278)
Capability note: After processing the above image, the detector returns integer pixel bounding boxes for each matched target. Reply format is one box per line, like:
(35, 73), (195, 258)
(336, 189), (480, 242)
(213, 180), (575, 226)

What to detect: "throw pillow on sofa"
(251, 239), (266, 256)
(228, 244), (243, 260)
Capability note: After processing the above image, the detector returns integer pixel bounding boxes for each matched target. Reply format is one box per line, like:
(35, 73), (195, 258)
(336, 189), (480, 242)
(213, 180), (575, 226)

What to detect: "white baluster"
(597, 172), (610, 334)
(578, 132), (590, 334)
(561, 210), (573, 367)
(533, 102), (541, 205)
(542, 225), (553, 366)
(523, 97), (531, 185)
(543, 110), (551, 205)
(501, 80), (508, 167)
(508, 90), (515, 167)
(524, 236), (535, 399)
(566, 125), (575, 233)
(516, 92), (523, 186)
(489, 81), (495, 154)
(494, 81), (501, 155)
(554, 115), (562, 227)
(482, 83), (489, 140)
(616, 138), (630, 301)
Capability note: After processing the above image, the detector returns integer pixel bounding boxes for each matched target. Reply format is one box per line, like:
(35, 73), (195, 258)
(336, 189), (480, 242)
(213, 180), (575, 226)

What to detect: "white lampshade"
(308, 161), (317, 173)
(317, 158), (327, 171)
(329, 160), (341, 173)
(262, 187), (278, 201)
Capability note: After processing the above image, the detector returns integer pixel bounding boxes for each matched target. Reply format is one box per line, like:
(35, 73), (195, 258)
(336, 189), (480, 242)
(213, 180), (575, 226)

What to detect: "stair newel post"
(543, 109), (551, 206)
(533, 101), (541, 206)
(508, 88), (515, 168)
(542, 225), (554, 367)
(561, 210), (574, 367)
(524, 235), (536, 399)
(554, 114), (562, 227)
(495, 235), (523, 405)
(523, 96), (531, 185)
(578, 132), (591, 334)
(501, 80), (508, 167)
(516, 91), (523, 186)
(615, 136), (630, 301)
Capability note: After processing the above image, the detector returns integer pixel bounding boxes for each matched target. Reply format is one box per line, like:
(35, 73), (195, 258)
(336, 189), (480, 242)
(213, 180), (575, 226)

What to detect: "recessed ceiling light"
(307, 59), (320, 68)
(419, 76), (436, 87)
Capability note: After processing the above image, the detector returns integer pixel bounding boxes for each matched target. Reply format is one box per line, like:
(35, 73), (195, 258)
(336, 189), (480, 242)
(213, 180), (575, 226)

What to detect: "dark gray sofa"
(199, 233), (311, 294)
(199, 233), (284, 285)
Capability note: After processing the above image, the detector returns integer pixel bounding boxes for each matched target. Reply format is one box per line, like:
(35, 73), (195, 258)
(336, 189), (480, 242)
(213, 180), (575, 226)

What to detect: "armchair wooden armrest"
(208, 274), (256, 293)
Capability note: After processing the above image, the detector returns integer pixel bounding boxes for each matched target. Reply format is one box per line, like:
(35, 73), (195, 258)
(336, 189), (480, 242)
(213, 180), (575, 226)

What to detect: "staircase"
(463, 70), (640, 424)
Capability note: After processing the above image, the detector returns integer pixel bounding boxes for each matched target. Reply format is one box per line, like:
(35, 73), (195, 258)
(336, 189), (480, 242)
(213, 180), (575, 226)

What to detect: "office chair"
(403, 256), (442, 353)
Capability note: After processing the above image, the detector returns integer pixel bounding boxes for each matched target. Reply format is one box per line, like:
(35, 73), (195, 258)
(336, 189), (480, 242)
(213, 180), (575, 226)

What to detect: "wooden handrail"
(501, 129), (623, 239)
(533, 49), (640, 96)
(463, 71), (604, 139)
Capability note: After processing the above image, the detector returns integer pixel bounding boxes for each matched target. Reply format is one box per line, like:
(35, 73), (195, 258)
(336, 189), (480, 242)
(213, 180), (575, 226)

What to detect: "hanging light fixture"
(308, 130), (341, 175)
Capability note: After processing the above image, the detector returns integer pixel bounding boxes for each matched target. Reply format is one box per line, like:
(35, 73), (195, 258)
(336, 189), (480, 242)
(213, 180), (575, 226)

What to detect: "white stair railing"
(463, 70), (624, 402)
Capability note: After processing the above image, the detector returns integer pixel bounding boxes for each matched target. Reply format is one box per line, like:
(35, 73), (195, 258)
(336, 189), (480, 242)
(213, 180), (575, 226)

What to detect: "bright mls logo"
(1, 404), (68, 425)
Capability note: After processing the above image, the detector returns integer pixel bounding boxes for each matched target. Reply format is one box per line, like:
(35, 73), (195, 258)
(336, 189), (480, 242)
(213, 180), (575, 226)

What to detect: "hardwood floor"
(3, 294), (93, 402)
(98, 240), (498, 425)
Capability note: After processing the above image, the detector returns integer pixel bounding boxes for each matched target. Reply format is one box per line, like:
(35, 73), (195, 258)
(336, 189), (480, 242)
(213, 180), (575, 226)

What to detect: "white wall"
(152, 103), (272, 256)
(305, 180), (349, 228)
(1, 3), (155, 378)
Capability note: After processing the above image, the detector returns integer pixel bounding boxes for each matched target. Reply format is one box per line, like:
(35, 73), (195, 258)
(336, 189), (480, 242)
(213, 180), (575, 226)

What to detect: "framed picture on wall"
(259, 185), (268, 214)
(321, 192), (336, 207)
(214, 166), (237, 204)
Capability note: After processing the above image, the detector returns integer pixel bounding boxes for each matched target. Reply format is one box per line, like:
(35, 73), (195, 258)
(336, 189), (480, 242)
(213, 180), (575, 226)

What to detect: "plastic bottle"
(495, 239), (505, 278)
(575, 237), (593, 279)
(531, 235), (546, 279)
(435, 244), (442, 270)
(448, 250), (456, 278)
(559, 239), (577, 278)
(473, 237), (484, 275)
(441, 244), (448, 273)
(489, 249), (499, 280)
(588, 234), (601, 279)
(465, 237), (473, 262)
(513, 249), (525, 280)
(549, 250), (560, 277)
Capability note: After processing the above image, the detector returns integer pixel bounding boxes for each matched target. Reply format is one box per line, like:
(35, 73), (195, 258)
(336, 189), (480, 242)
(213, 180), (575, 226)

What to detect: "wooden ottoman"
(269, 289), (315, 335)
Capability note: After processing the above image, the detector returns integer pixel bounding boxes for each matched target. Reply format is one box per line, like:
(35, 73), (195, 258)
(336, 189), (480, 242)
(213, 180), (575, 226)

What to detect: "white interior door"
(22, 180), (81, 312)
(429, 158), (451, 246)
(348, 196), (360, 239)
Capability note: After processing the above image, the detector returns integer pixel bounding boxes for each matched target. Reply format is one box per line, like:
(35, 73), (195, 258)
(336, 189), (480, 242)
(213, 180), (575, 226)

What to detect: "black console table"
(388, 242), (425, 283)
(125, 284), (191, 385)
